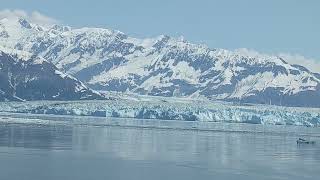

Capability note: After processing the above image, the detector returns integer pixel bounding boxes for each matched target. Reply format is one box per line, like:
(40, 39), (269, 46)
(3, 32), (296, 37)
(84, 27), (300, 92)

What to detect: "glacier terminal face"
(0, 18), (320, 107)
(0, 95), (319, 127)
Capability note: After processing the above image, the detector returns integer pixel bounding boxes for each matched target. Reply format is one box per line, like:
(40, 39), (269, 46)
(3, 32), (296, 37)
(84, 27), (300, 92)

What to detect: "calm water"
(0, 114), (320, 180)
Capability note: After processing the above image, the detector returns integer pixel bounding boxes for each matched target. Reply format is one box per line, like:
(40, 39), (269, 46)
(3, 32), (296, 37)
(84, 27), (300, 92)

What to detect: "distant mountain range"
(0, 17), (320, 107)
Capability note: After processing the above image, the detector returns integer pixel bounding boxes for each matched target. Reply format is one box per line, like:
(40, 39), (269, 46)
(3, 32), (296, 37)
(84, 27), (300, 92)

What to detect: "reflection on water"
(0, 118), (320, 180)
(0, 124), (73, 150)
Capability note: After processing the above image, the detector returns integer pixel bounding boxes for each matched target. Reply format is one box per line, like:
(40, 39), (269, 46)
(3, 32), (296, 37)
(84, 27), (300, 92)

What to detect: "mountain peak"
(0, 18), (320, 107)
(18, 18), (32, 29)
(51, 24), (71, 32)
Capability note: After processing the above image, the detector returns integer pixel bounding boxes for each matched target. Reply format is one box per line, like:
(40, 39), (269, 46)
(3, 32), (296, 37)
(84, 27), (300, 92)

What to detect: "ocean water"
(0, 114), (320, 180)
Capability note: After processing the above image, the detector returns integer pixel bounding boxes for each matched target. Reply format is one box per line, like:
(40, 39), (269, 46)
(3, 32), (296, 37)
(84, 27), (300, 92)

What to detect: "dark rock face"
(0, 51), (103, 101)
(18, 18), (32, 29)
(228, 87), (320, 108)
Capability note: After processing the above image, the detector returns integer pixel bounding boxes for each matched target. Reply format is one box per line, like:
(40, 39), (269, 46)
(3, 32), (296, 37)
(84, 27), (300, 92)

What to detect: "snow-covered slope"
(0, 50), (103, 101)
(1, 17), (320, 107)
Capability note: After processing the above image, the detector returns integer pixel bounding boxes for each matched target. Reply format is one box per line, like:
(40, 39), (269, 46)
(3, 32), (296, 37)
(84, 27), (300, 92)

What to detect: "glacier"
(0, 94), (319, 127)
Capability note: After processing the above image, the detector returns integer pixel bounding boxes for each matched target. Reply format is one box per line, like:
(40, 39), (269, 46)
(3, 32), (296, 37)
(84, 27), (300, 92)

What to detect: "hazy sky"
(1, 0), (319, 61)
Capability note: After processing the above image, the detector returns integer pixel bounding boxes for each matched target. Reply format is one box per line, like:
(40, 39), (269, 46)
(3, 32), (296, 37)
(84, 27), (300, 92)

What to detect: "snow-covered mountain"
(0, 49), (103, 101)
(1, 17), (320, 107)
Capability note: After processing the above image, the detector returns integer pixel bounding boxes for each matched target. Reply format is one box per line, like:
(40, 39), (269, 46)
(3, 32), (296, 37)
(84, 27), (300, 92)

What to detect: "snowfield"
(1, 17), (320, 107)
(0, 94), (319, 127)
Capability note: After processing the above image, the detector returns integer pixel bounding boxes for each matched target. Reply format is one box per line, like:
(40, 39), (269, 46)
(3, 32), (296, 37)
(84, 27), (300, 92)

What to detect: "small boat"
(297, 138), (316, 144)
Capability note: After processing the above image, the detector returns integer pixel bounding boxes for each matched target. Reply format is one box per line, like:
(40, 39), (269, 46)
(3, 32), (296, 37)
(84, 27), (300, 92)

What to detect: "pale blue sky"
(1, 0), (320, 60)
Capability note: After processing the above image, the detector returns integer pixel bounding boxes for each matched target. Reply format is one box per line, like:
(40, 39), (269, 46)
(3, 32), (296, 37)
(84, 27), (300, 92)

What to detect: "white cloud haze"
(278, 53), (320, 73)
(0, 9), (59, 26)
(235, 48), (320, 73)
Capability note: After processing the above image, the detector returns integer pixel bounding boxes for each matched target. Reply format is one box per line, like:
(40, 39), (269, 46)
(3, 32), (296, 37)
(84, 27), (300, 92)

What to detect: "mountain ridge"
(0, 49), (104, 101)
(0, 17), (319, 107)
